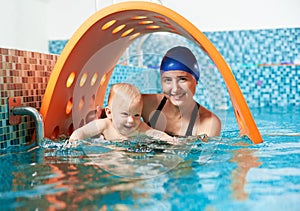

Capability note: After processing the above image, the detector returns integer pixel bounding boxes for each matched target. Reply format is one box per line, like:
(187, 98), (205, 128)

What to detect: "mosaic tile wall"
(49, 28), (300, 109)
(204, 28), (300, 108)
(0, 48), (58, 150)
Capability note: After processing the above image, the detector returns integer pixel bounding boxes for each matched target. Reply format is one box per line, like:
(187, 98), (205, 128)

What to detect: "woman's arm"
(140, 122), (179, 144)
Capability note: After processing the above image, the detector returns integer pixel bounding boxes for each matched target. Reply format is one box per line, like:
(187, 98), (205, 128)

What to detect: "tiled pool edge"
(0, 48), (57, 149)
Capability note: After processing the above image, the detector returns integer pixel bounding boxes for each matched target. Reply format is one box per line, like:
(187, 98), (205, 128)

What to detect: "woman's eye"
(163, 78), (172, 83)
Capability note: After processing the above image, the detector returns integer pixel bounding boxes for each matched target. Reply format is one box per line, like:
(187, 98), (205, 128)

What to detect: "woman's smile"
(170, 92), (186, 100)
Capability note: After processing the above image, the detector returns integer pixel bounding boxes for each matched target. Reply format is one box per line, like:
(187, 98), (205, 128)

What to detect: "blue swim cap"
(160, 46), (200, 81)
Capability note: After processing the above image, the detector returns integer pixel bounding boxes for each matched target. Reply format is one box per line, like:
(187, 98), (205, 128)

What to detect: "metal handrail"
(12, 107), (44, 146)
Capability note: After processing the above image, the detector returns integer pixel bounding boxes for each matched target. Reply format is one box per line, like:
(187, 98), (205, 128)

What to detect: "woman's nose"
(171, 81), (180, 92)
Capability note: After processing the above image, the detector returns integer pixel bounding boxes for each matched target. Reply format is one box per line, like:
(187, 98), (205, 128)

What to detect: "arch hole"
(146, 25), (160, 29)
(170, 29), (179, 33)
(121, 28), (134, 37)
(80, 72), (88, 87)
(129, 32), (141, 40)
(102, 20), (117, 30)
(85, 109), (97, 124)
(166, 25), (176, 30)
(66, 72), (76, 88)
(90, 73), (98, 86)
(78, 96), (85, 111)
(67, 123), (74, 136)
(160, 20), (171, 25)
(138, 20), (154, 25)
(65, 97), (73, 115)
(100, 73), (107, 86)
(79, 119), (85, 128)
(112, 24), (126, 34)
(154, 16), (167, 21)
(89, 94), (95, 107)
(235, 109), (240, 118)
(51, 126), (59, 139)
(235, 109), (245, 130)
(131, 16), (147, 20)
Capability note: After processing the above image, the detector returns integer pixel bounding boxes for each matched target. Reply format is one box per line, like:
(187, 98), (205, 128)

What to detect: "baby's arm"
(69, 119), (106, 141)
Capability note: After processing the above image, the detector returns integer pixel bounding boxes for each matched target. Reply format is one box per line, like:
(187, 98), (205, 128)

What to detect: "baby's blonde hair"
(107, 83), (142, 107)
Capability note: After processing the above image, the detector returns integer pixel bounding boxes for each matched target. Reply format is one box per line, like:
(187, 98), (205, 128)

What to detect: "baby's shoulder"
(93, 118), (110, 127)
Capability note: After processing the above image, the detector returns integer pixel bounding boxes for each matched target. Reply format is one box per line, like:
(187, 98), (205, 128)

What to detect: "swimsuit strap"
(148, 96), (199, 136)
(185, 103), (200, 136)
(147, 96), (167, 127)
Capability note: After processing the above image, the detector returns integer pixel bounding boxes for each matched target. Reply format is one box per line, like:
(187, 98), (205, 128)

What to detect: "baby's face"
(111, 98), (143, 137)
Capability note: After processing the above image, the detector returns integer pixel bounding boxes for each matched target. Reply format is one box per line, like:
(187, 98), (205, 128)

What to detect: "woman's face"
(161, 70), (197, 106)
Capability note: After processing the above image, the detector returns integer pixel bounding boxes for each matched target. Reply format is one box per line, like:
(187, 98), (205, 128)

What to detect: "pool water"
(0, 106), (299, 211)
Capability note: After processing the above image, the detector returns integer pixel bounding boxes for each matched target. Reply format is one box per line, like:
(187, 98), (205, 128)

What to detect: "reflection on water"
(86, 137), (182, 179)
(0, 136), (219, 210)
(1, 107), (300, 210)
(230, 147), (262, 200)
(81, 136), (212, 179)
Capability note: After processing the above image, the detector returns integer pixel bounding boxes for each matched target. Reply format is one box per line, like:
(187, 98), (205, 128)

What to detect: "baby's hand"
(63, 139), (78, 148)
(166, 136), (182, 145)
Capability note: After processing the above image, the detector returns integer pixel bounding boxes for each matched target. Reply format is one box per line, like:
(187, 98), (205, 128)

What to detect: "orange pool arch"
(40, 1), (263, 144)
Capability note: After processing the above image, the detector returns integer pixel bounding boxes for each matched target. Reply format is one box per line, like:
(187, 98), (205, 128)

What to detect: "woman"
(142, 46), (221, 137)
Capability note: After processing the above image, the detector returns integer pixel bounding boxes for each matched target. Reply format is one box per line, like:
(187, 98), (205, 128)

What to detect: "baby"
(67, 83), (176, 145)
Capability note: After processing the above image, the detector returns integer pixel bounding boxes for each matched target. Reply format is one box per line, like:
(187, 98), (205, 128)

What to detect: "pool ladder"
(8, 97), (44, 146)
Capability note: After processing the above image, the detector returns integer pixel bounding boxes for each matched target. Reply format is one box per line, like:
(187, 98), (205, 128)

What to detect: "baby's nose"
(127, 115), (134, 123)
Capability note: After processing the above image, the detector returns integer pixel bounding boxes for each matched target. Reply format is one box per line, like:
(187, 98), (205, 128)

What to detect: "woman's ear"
(105, 107), (112, 119)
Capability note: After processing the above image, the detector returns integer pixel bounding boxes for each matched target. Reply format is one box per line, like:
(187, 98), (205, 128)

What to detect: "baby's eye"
(134, 113), (141, 118)
(121, 112), (129, 117)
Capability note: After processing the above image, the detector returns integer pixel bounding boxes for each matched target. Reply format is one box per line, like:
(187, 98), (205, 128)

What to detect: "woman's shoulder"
(198, 105), (212, 116)
(197, 105), (221, 136)
(141, 94), (165, 121)
(198, 105), (221, 125)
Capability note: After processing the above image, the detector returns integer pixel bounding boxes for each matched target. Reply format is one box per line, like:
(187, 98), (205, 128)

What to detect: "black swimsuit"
(147, 96), (200, 136)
